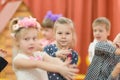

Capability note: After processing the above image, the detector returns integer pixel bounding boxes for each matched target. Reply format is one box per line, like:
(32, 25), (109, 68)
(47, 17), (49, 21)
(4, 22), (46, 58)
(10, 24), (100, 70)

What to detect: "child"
(44, 17), (78, 80)
(10, 17), (79, 80)
(88, 17), (112, 63)
(39, 11), (62, 48)
(85, 17), (120, 80)
(113, 33), (120, 48)
(107, 33), (120, 80)
(0, 49), (8, 72)
(108, 62), (120, 80)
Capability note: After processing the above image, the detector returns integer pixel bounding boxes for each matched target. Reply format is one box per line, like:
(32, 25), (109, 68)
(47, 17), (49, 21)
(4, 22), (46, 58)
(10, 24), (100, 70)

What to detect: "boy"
(88, 17), (112, 63)
(85, 17), (120, 80)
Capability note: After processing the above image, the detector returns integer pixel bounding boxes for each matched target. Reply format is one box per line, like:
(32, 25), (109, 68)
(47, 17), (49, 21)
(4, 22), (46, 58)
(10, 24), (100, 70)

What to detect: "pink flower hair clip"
(18, 16), (41, 29)
(11, 16), (41, 38)
(18, 17), (36, 27)
(12, 16), (41, 32)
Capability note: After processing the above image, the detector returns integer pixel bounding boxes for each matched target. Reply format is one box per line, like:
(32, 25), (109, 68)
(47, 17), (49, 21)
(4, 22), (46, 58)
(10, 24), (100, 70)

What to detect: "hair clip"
(44, 10), (62, 22)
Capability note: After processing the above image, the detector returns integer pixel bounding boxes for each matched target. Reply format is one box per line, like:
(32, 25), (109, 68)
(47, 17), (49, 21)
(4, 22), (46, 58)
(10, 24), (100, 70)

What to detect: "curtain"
(23, 0), (120, 74)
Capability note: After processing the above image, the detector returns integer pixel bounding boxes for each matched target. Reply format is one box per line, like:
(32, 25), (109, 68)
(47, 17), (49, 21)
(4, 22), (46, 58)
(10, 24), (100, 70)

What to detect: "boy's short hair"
(92, 17), (111, 31)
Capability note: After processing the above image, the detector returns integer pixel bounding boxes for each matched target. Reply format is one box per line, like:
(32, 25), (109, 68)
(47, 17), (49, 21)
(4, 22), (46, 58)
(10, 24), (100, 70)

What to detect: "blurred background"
(0, 0), (120, 80)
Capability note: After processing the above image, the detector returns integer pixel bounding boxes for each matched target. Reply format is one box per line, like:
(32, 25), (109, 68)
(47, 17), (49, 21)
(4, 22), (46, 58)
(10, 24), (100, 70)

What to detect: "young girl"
(10, 17), (79, 80)
(44, 17), (78, 80)
(39, 10), (62, 48)
(0, 49), (8, 72)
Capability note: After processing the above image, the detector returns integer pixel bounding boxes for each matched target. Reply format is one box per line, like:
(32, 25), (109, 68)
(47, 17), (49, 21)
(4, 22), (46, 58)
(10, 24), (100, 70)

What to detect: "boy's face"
(93, 24), (110, 41)
(55, 24), (73, 48)
(18, 29), (38, 54)
(41, 28), (54, 40)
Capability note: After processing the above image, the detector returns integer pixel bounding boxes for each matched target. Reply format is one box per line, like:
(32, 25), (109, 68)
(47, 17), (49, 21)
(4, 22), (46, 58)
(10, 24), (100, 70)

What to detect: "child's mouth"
(28, 47), (35, 50)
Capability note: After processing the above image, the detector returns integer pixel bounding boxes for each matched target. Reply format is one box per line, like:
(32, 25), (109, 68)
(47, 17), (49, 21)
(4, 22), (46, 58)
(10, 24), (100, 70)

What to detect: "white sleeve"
(88, 43), (94, 63)
(33, 51), (46, 60)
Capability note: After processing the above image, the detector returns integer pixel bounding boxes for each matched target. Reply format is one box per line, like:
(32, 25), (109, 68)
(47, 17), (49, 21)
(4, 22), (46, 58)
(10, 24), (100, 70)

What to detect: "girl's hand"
(56, 49), (71, 59)
(0, 49), (7, 57)
(59, 58), (79, 80)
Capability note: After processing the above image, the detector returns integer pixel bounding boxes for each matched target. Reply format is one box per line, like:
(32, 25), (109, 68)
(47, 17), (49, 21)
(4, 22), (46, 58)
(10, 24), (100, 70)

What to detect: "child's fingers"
(69, 65), (79, 73)
(69, 64), (78, 68)
(0, 49), (7, 57)
(64, 58), (72, 66)
(64, 76), (71, 80)
(64, 72), (77, 80)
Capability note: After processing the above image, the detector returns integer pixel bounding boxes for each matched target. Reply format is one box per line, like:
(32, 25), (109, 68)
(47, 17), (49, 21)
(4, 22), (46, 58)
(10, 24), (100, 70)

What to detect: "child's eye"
(66, 32), (70, 35)
(99, 30), (103, 32)
(93, 30), (97, 32)
(33, 37), (37, 40)
(24, 38), (29, 41)
(57, 32), (62, 34)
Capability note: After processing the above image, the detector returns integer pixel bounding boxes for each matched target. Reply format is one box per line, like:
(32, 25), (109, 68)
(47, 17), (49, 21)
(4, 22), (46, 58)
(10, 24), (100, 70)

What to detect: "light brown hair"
(92, 17), (111, 31)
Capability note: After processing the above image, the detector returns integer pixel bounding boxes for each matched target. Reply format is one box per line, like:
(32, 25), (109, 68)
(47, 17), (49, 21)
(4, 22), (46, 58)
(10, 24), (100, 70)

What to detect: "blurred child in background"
(40, 11), (62, 48)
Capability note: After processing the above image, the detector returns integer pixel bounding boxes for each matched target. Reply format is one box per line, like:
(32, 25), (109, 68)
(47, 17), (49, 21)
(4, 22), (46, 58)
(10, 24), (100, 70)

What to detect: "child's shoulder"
(44, 44), (58, 51)
(13, 53), (29, 61)
(44, 44), (56, 49)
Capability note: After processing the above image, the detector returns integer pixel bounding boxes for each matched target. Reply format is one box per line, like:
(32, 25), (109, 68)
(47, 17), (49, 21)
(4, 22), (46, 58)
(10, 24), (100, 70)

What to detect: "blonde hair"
(92, 17), (111, 31)
(54, 17), (77, 48)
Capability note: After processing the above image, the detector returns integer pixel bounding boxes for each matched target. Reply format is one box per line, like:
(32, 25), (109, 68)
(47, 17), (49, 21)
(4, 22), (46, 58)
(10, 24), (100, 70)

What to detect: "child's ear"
(107, 30), (111, 36)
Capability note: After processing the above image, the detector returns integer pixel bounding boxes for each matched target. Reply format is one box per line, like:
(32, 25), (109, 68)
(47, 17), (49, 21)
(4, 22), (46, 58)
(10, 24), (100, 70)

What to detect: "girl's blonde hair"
(92, 17), (111, 31)
(54, 17), (77, 48)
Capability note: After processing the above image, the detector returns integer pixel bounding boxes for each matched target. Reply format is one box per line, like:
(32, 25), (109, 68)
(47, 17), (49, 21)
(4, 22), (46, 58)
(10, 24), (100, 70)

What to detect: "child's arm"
(13, 57), (79, 80)
(88, 43), (93, 63)
(95, 41), (120, 55)
(95, 42), (116, 56)
(44, 45), (71, 60)
(107, 63), (120, 80)
(43, 53), (64, 65)
(55, 49), (71, 60)
(113, 33), (120, 48)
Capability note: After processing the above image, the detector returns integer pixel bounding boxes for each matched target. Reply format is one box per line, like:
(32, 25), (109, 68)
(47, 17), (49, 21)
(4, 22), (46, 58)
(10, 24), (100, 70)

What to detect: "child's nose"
(62, 34), (66, 38)
(96, 31), (100, 35)
(30, 39), (35, 44)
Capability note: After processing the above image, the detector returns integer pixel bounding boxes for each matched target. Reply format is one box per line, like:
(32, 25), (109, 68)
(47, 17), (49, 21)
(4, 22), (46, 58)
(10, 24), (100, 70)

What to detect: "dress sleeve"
(44, 45), (56, 57)
(71, 51), (78, 64)
(95, 42), (116, 56)
(88, 43), (94, 62)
